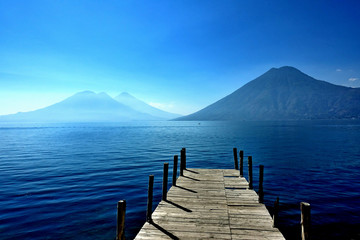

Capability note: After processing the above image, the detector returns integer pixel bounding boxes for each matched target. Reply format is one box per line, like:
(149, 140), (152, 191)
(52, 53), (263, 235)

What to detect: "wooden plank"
(135, 168), (284, 240)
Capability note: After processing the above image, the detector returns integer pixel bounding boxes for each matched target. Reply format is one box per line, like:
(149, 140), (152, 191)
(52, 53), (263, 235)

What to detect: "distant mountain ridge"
(0, 91), (181, 122)
(115, 92), (181, 119)
(177, 66), (360, 120)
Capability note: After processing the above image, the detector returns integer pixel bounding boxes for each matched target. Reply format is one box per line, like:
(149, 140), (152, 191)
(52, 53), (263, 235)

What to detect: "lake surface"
(0, 121), (359, 240)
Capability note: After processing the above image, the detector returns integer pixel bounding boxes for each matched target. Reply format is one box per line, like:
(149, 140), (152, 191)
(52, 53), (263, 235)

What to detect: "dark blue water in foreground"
(0, 121), (359, 240)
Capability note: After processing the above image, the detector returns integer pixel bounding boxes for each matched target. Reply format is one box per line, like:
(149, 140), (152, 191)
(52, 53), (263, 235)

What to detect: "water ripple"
(0, 121), (359, 239)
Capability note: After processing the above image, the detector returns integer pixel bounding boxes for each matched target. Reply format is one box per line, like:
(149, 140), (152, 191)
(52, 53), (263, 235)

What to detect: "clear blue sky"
(1, 0), (360, 115)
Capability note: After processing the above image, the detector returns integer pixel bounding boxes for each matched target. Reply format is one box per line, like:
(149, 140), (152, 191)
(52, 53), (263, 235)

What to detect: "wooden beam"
(301, 202), (311, 240)
(248, 156), (253, 189)
(162, 163), (169, 201)
(239, 150), (244, 177)
(180, 149), (184, 176)
(259, 165), (264, 203)
(172, 155), (178, 186)
(116, 200), (126, 240)
(273, 197), (279, 228)
(146, 175), (154, 222)
(233, 148), (239, 170)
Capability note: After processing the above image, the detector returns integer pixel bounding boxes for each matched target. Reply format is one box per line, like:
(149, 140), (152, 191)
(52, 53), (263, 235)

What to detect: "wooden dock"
(134, 168), (285, 240)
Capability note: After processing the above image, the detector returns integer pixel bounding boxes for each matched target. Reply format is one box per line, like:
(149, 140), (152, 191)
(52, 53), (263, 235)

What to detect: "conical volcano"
(0, 91), (158, 122)
(177, 66), (360, 120)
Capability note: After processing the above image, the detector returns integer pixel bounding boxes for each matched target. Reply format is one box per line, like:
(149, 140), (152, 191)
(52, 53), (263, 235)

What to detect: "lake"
(0, 120), (359, 239)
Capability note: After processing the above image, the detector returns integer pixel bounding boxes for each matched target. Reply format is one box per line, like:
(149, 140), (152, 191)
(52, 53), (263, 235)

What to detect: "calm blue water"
(0, 121), (359, 240)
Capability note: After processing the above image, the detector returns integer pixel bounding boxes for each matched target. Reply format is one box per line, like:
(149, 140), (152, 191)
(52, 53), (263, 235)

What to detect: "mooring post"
(182, 147), (186, 169)
(273, 197), (279, 228)
(180, 149), (184, 176)
(239, 150), (244, 177)
(116, 200), (126, 240)
(301, 202), (311, 240)
(233, 148), (238, 170)
(146, 175), (154, 222)
(259, 165), (264, 203)
(172, 155), (178, 186)
(248, 156), (253, 189)
(162, 163), (169, 201)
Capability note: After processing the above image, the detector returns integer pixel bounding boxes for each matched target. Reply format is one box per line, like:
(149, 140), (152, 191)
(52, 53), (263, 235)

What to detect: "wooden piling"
(233, 148), (239, 170)
(116, 200), (126, 240)
(259, 165), (264, 203)
(248, 156), (253, 189)
(273, 197), (279, 228)
(182, 148), (186, 169)
(172, 155), (178, 186)
(180, 149), (184, 176)
(162, 163), (169, 201)
(146, 175), (154, 222)
(239, 150), (244, 177)
(301, 202), (311, 240)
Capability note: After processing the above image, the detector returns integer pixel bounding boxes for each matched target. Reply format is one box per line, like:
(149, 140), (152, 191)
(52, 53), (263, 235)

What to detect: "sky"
(1, 0), (360, 115)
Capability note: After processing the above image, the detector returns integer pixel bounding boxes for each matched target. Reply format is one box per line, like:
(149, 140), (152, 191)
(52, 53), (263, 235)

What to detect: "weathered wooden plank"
(135, 168), (284, 240)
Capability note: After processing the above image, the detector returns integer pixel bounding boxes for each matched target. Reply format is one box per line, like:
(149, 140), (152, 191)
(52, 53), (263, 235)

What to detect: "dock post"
(301, 202), (311, 240)
(259, 165), (264, 203)
(182, 148), (186, 169)
(239, 150), (244, 177)
(248, 156), (253, 189)
(146, 175), (154, 222)
(273, 197), (279, 228)
(180, 149), (184, 176)
(162, 163), (169, 201)
(172, 155), (178, 186)
(116, 200), (126, 240)
(233, 148), (238, 170)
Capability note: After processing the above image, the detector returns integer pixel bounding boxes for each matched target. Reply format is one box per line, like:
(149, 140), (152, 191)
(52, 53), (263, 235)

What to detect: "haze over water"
(0, 120), (359, 240)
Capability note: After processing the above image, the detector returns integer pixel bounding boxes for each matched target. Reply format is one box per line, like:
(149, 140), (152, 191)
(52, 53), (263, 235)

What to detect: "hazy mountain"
(115, 92), (181, 120)
(177, 66), (360, 120)
(0, 91), (159, 122)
